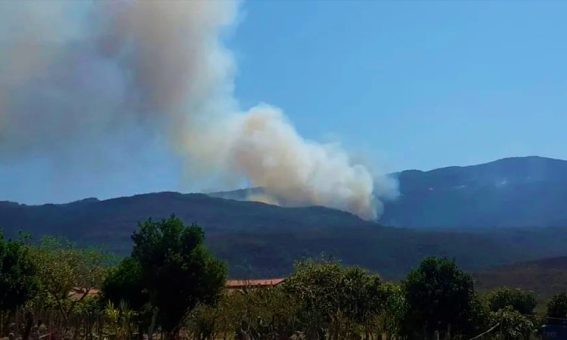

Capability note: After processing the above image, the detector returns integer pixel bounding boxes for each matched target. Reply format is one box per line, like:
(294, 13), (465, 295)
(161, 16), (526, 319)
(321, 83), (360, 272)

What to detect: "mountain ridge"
(382, 155), (567, 228)
(209, 156), (567, 229)
(3, 155), (567, 278)
(474, 255), (567, 298)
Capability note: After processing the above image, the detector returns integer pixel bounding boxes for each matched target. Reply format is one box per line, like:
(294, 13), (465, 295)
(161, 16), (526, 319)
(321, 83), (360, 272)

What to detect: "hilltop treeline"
(1, 217), (567, 339)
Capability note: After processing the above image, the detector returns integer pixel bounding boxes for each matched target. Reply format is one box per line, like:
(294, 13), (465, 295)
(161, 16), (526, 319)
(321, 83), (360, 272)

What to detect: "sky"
(1, 0), (567, 204)
(232, 0), (567, 172)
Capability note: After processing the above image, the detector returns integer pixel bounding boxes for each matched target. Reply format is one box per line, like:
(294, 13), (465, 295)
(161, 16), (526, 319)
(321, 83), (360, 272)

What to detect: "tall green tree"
(402, 257), (477, 339)
(131, 217), (227, 337)
(0, 231), (38, 312)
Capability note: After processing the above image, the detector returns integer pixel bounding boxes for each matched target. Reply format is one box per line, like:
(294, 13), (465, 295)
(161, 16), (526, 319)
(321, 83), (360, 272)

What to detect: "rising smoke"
(0, 1), (396, 220)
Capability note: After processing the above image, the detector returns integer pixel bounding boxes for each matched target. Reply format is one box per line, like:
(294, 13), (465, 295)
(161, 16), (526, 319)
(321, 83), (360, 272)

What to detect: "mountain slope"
(381, 156), (567, 228)
(0, 191), (372, 247)
(4, 190), (567, 278)
(3, 156), (567, 278)
(212, 156), (567, 229)
(475, 256), (567, 298)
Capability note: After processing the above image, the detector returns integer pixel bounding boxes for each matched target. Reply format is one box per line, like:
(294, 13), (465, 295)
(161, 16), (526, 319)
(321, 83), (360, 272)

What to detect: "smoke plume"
(0, 1), (396, 219)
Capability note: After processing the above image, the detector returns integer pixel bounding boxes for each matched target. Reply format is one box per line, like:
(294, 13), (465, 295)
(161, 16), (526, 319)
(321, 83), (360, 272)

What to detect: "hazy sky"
(1, 0), (567, 204)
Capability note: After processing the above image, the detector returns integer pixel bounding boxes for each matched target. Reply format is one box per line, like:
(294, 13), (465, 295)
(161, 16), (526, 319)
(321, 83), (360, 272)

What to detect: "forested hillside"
(3, 190), (567, 278)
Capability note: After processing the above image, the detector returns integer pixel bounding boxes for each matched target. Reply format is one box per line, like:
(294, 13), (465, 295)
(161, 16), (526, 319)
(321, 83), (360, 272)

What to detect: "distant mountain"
(211, 156), (567, 229)
(0, 191), (373, 247)
(381, 156), (567, 228)
(4, 188), (567, 278)
(474, 256), (567, 299)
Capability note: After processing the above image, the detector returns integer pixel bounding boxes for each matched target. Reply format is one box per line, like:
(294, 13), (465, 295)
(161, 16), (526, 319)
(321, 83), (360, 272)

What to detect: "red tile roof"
(226, 278), (285, 289)
(66, 279), (285, 299)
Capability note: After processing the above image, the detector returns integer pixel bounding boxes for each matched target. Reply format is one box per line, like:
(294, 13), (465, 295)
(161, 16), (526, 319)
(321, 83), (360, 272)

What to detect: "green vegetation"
(0, 232), (37, 312)
(284, 259), (385, 339)
(2, 219), (567, 339)
(107, 217), (227, 338)
(485, 287), (537, 315)
(547, 293), (567, 321)
(8, 191), (567, 281)
(489, 306), (535, 339)
(401, 257), (481, 338)
(32, 236), (109, 323)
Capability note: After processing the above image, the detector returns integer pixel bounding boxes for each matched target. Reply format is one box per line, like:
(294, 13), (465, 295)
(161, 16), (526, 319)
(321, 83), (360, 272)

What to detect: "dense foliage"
(32, 237), (109, 322)
(104, 217), (227, 338)
(103, 256), (147, 310)
(0, 221), (559, 339)
(284, 259), (385, 339)
(486, 287), (537, 315)
(401, 257), (479, 338)
(9, 190), (567, 281)
(547, 292), (567, 320)
(0, 232), (38, 312)
(490, 306), (535, 339)
(142, 217), (226, 336)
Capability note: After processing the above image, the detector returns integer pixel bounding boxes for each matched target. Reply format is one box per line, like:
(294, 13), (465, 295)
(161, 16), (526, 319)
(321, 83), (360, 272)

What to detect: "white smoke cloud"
(0, 0), (396, 219)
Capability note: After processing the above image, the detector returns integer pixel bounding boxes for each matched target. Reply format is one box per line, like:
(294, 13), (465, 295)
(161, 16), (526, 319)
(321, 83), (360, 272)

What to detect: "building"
(225, 278), (285, 293)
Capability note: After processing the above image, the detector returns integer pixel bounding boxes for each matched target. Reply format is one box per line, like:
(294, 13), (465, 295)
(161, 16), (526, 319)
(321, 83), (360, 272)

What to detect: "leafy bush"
(486, 287), (537, 315)
(547, 292), (567, 323)
(491, 306), (535, 339)
(284, 259), (385, 339)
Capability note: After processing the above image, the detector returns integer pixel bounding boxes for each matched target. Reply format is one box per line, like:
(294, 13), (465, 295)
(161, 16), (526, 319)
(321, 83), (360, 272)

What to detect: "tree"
(376, 282), (406, 337)
(102, 256), (153, 337)
(188, 286), (301, 339)
(486, 287), (536, 315)
(31, 237), (108, 323)
(102, 257), (147, 311)
(0, 231), (38, 312)
(402, 257), (477, 339)
(131, 217), (227, 338)
(491, 306), (535, 339)
(547, 292), (567, 322)
(284, 259), (384, 339)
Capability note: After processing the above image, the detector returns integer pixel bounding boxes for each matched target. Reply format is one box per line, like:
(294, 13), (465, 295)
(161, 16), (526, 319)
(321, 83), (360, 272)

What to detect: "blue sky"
(2, 0), (567, 204)
(231, 0), (567, 172)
